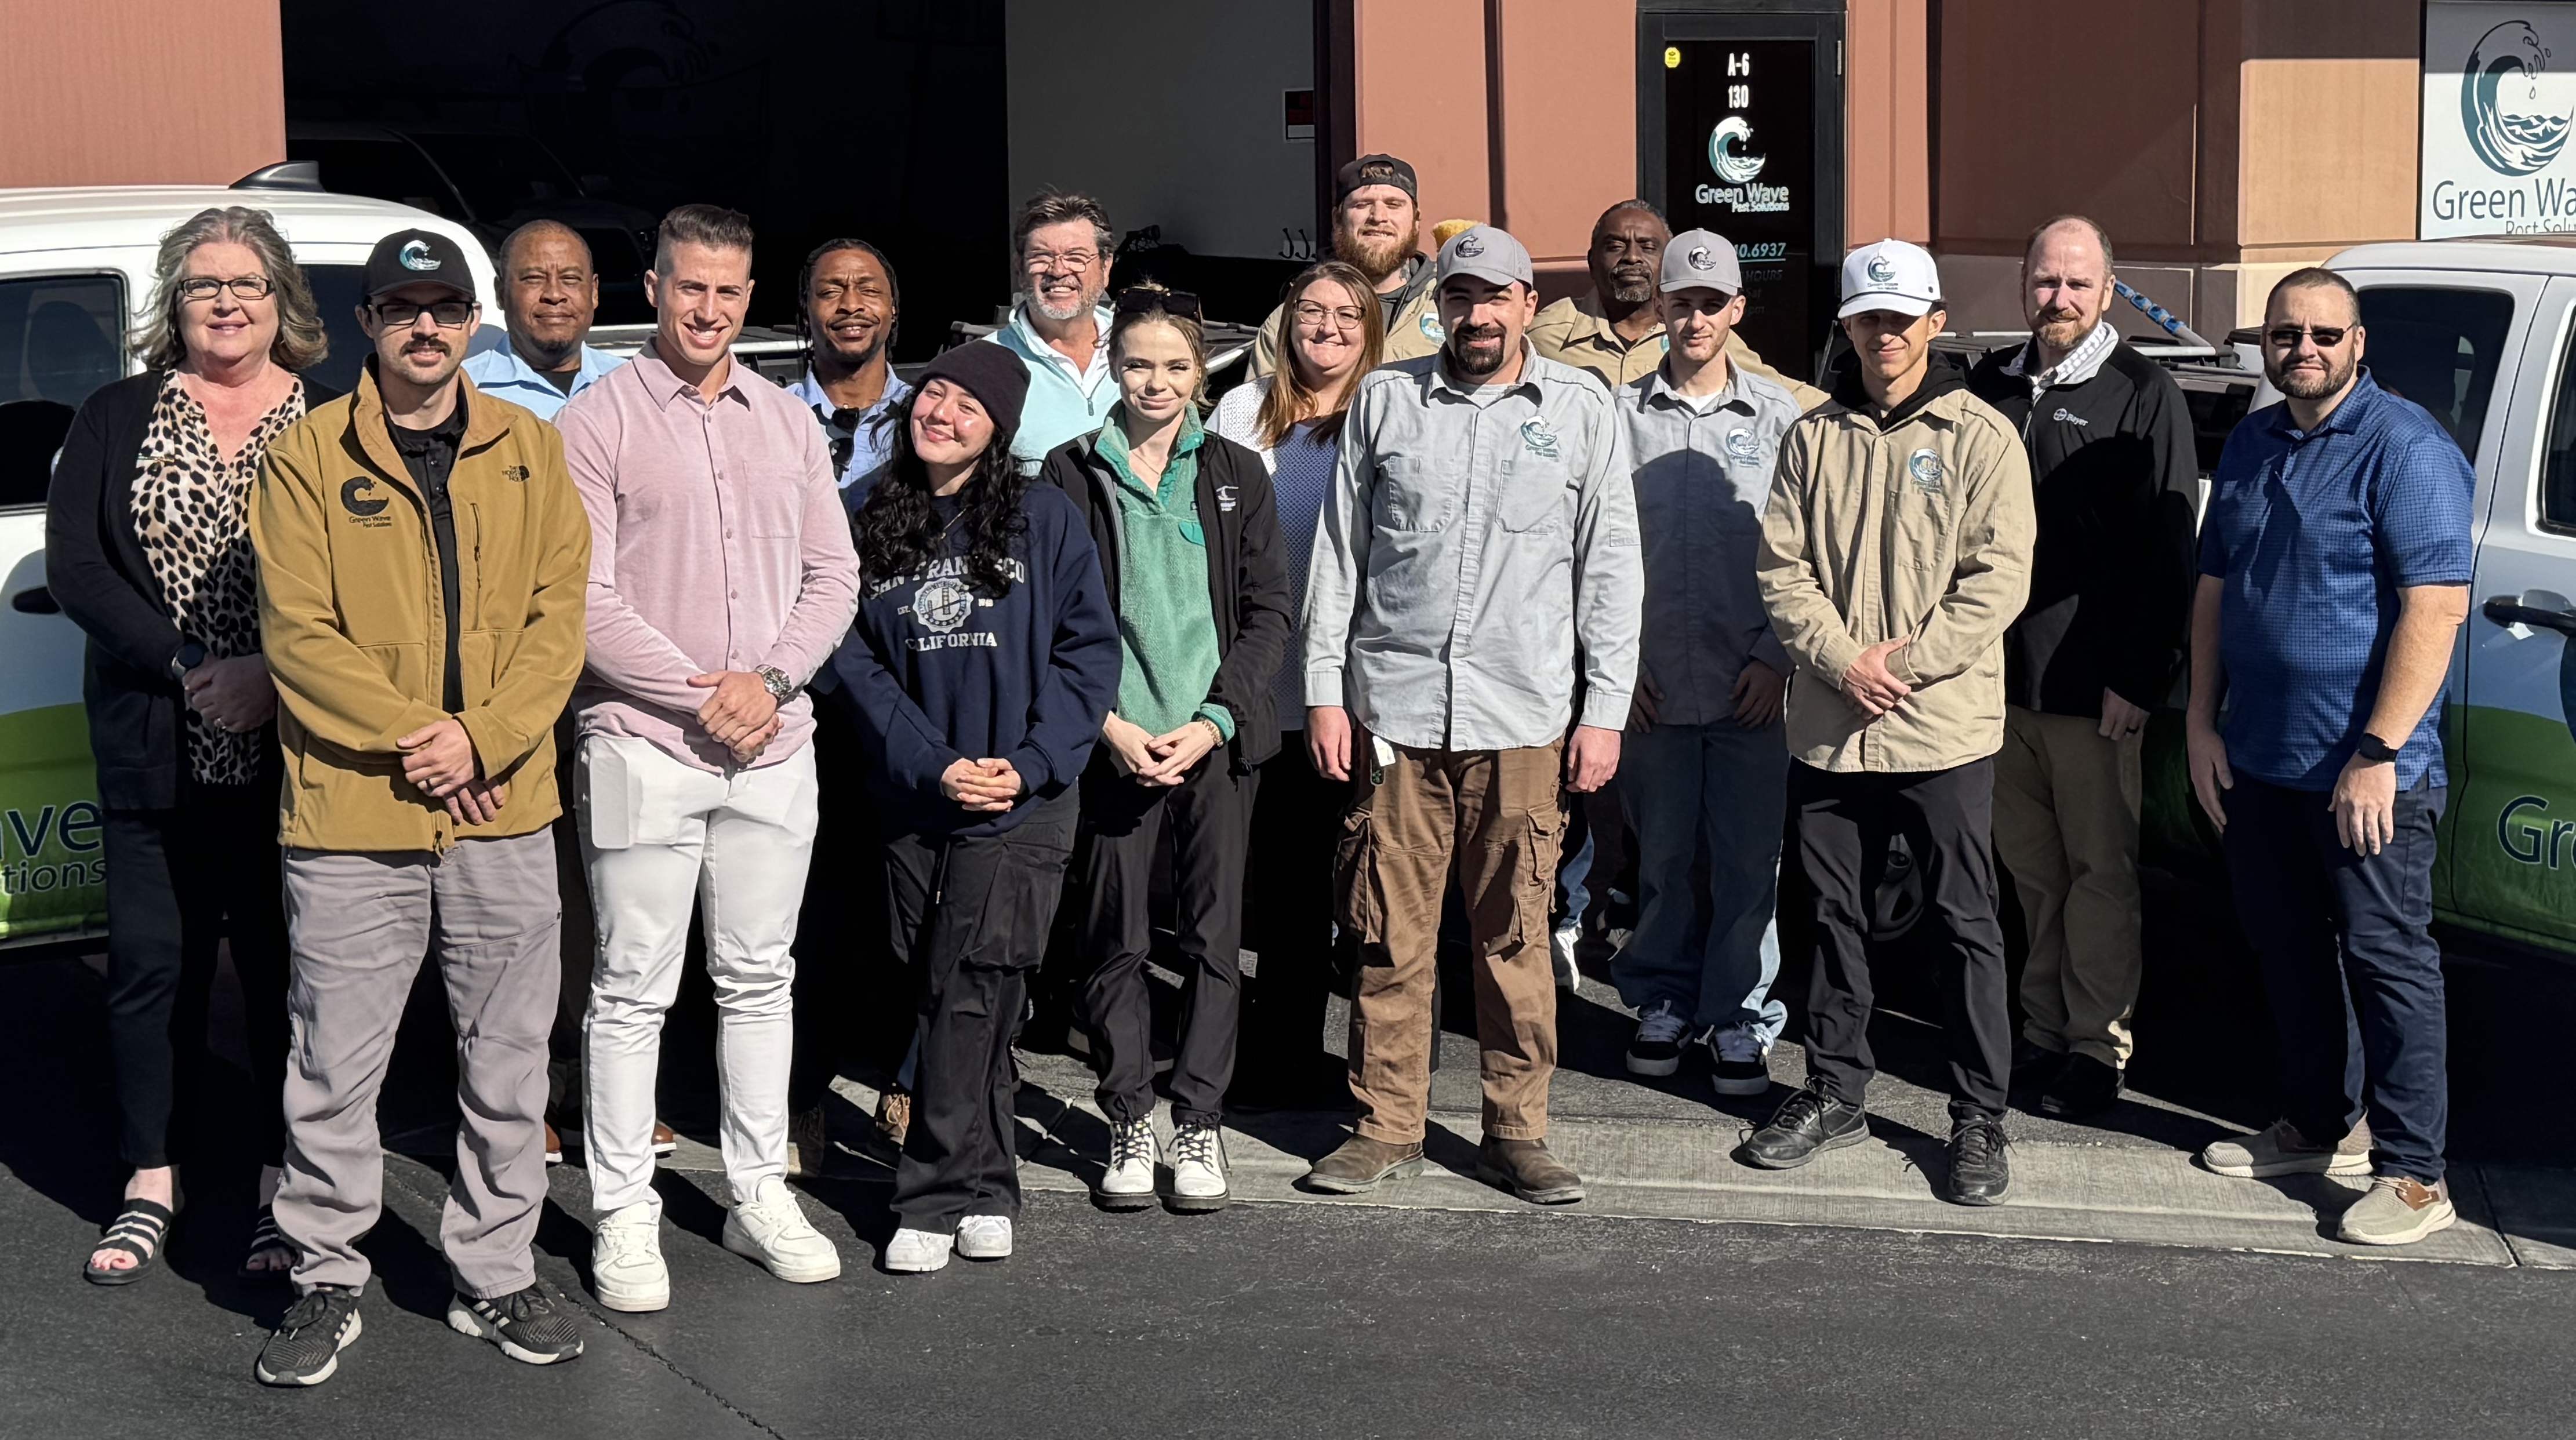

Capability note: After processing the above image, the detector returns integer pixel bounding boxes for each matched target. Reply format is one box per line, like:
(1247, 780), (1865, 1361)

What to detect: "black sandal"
(239, 1204), (294, 1281)
(83, 1198), (177, 1286)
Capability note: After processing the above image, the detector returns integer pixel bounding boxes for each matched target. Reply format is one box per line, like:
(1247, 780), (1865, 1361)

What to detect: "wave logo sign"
(2463, 20), (2574, 177)
(1708, 117), (1765, 184)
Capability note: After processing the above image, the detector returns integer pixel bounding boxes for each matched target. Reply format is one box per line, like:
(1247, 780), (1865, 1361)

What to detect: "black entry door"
(1637, 3), (1845, 383)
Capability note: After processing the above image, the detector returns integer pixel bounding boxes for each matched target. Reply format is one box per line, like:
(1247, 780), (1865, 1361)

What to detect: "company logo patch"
(1707, 116), (1766, 184)
(1865, 256), (1898, 287)
(1358, 161), (1398, 184)
(1687, 246), (1717, 272)
(911, 576), (975, 634)
(1519, 419), (1560, 459)
(340, 476), (390, 517)
(1215, 483), (1238, 512)
(1455, 234), (1487, 258)
(2051, 407), (2090, 427)
(503, 464), (531, 483)
(1418, 312), (1444, 342)
(1723, 427), (1763, 464)
(398, 238), (442, 272)
(1906, 447), (1945, 491)
(2462, 20), (2573, 177)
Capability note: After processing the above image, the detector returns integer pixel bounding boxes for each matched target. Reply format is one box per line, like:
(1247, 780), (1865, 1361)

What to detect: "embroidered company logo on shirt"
(1215, 484), (1239, 512)
(1724, 427), (1763, 464)
(340, 475), (393, 525)
(1906, 447), (1946, 492)
(1519, 419), (1561, 459)
(2051, 407), (2091, 427)
(1418, 312), (1445, 342)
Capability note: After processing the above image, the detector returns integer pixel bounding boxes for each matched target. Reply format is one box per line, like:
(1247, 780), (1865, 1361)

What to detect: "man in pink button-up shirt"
(555, 205), (860, 1311)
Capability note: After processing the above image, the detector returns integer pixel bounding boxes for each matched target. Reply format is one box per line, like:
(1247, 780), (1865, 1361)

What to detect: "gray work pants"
(274, 831), (560, 1299)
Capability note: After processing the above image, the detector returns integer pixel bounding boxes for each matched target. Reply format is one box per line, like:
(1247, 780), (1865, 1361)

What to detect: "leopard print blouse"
(129, 370), (307, 786)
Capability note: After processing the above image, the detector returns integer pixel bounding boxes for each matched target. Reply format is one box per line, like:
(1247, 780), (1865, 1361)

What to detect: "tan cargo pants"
(1994, 706), (2145, 1068)
(1337, 741), (1565, 1143)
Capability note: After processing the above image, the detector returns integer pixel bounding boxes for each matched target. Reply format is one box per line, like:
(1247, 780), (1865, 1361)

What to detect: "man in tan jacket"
(248, 230), (591, 1386)
(1751, 239), (2034, 1208)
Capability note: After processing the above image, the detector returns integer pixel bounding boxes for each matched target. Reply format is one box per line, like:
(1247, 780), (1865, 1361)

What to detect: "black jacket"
(1966, 339), (2199, 718)
(43, 369), (339, 809)
(1040, 426), (1293, 772)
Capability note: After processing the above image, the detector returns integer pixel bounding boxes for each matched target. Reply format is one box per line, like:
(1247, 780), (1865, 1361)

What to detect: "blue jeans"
(1613, 718), (1789, 1040)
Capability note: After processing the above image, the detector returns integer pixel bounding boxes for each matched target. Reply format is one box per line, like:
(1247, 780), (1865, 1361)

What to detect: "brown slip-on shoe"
(1302, 1134), (1425, 1194)
(877, 1090), (912, 1148)
(1477, 1137), (1585, 1205)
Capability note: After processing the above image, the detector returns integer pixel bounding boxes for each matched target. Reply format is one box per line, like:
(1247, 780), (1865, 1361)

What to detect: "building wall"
(1847, 0), (1931, 247)
(1, 0), (286, 188)
(1004, 0), (1316, 261)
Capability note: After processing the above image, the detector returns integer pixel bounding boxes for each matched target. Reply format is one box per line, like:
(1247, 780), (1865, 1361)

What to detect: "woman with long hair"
(830, 343), (1118, 1274)
(47, 206), (335, 1282)
(1044, 287), (1291, 1212)
(1207, 261), (1385, 1104)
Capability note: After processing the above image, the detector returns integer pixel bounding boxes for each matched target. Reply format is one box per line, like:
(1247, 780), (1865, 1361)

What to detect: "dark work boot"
(2009, 1041), (2068, 1090)
(1476, 1137), (1585, 1205)
(1741, 1079), (1869, 1169)
(2038, 1054), (2121, 1121)
(1302, 1134), (1425, 1194)
(1942, 1117), (2012, 1206)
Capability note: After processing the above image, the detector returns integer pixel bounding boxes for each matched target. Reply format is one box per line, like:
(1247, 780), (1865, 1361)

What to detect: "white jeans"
(580, 734), (819, 1212)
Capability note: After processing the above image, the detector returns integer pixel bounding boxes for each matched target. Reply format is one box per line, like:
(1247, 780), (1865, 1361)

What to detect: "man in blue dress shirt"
(785, 238), (911, 501)
(460, 220), (626, 420)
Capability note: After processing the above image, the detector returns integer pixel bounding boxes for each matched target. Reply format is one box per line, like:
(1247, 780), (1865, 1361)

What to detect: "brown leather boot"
(1477, 1137), (1585, 1205)
(1302, 1134), (1425, 1194)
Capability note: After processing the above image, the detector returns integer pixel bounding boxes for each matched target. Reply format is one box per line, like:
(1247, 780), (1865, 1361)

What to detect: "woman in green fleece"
(1039, 287), (1292, 1216)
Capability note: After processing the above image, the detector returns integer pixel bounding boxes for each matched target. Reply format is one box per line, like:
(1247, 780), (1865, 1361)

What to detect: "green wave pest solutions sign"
(2423, 7), (2576, 237)
(0, 703), (107, 941)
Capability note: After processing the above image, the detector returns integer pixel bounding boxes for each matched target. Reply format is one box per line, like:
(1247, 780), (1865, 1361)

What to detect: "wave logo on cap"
(1687, 246), (1717, 272)
(1724, 427), (1763, 464)
(1709, 117), (1766, 184)
(1865, 255), (1898, 288)
(1907, 447), (1945, 491)
(399, 238), (442, 272)
(1455, 234), (1487, 259)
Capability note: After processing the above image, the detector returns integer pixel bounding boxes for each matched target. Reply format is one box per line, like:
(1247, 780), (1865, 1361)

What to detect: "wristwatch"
(754, 664), (798, 703)
(2355, 732), (2403, 765)
(168, 638), (207, 683)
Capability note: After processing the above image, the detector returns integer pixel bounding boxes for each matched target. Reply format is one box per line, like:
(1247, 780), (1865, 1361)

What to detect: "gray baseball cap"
(1435, 224), (1534, 290)
(1660, 229), (1743, 294)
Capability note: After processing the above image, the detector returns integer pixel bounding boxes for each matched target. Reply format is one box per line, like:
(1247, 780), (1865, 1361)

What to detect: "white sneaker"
(956, 1214), (1013, 1260)
(721, 1174), (842, 1283)
(1168, 1121), (1230, 1212)
(1626, 999), (1692, 1077)
(883, 1227), (953, 1274)
(1708, 1023), (1774, 1097)
(590, 1201), (669, 1313)
(1550, 922), (1583, 990)
(1095, 1118), (1158, 1211)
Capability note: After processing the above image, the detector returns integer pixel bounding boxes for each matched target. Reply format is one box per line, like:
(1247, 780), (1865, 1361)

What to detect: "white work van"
(0, 184), (493, 947)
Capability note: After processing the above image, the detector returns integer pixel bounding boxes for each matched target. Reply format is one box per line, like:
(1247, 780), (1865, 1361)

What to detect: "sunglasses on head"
(2266, 323), (2350, 349)
(1114, 288), (1202, 322)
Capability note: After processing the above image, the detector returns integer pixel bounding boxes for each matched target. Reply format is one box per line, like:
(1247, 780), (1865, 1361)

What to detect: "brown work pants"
(1993, 706), (2145, 1068)
(1338, 742), (1565, 1144)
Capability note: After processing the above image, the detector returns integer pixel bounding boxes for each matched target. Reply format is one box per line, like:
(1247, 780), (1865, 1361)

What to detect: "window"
(2357, 286), (2514, 463)
(0, 273), (125, 508)
(2537, 311), (2576, 534)
(289, 136), (463, 221)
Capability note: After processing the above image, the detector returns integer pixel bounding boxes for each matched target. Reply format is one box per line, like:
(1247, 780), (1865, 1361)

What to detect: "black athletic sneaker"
(446, 1285), (586, 1365)
(1942, 1118), (2012, 1206)
(255, 1285), (363, 1387)
(1741, 1079), (1869, 1169)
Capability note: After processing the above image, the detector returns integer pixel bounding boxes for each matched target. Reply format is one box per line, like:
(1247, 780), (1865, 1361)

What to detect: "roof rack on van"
(232, 161), (324, 193)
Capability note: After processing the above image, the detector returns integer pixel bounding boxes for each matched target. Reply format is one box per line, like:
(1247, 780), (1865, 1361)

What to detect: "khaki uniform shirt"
(1756, 379), (2034, 773)
(1531, 292), (1827, 410)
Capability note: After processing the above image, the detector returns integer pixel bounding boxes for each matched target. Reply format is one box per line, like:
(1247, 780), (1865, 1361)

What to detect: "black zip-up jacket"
(1040, 425), (1293, 773)
(1966, 337), (2199, 718)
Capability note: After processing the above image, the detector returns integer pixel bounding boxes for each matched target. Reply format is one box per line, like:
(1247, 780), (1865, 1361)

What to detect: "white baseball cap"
(1660, 230), (1743, 294)
(1837, 238), (1942, 319)
(1436, 224), (1535, 290)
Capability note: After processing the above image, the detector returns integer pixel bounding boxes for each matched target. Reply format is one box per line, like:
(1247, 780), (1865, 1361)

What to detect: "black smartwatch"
(168, 639), (208, 683)
(2355, 732), (2402, 765)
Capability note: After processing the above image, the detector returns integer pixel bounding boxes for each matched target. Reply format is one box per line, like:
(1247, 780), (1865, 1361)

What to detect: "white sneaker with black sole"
(1167, 1121), (1230, 1212)
(1707, 1023), (1773, 1096)
(957, 1214), (1013, 1260)
(722, 1174), (842, 1283)
(884, 1227), (953, 1274)
(589, 1199), (669, 1312)
(446, 1285), (585, 1365)
(1095, 1118), (1158, 1210)
(1626, 999), (1691, 1077)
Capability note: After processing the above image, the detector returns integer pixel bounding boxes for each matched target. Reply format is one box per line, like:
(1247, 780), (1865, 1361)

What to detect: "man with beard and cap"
(249, 227), (593, 1384)
(987, 191), (1119, 472)
(2188, 268), (2473, 1248)
(1530, 200), (1825, 408)
(1965, 216), (2198, 1122)
(1251, 154), (1443, 376)
(1752, 238), (2033, 1208)
(787, 237), (911, 497)
(463, 220), (626, 420)
(1299, 224), (1642, 1208)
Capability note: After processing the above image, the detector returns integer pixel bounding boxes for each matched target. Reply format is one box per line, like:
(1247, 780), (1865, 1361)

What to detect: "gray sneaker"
(2200, 1119), (2371, 1179)
(2337, 1176), (2457, 1246)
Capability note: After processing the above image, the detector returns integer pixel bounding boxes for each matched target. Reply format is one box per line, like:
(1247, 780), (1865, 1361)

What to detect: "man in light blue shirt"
(461, 220), (625, 421)
(785, 238), (911, 502)
(983, 191), (1117, 472)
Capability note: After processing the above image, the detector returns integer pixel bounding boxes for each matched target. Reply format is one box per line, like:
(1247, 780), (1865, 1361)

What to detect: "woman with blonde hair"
(1208, 260), (1383, 1104)
(47, 206), (334, 1283)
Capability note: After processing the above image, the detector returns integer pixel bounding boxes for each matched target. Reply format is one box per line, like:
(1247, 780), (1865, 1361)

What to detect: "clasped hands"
(1102, 712), (1221, 787)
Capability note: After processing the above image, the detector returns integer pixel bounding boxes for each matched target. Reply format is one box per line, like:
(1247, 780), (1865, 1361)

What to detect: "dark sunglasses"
(2265, 324), (2350, 349)
(1114, 288), (1202, 322)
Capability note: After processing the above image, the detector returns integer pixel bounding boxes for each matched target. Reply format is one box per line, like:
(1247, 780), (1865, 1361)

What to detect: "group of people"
(47, 145), (2474, 1390)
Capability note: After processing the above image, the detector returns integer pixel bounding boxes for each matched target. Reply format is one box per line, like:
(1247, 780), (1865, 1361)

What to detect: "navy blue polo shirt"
(2196, 368), (2475, 791)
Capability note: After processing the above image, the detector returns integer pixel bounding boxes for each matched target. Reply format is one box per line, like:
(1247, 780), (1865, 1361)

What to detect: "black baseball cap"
(362, 229), (478, 303)
(1335, 154), (1418, 205)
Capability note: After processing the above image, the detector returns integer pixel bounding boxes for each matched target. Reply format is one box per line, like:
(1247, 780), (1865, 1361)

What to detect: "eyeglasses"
(1024, 248), (1100, 274)
(1115, 288), (1202, 322)
(370, 299), (475, 329)
(2265, 324), (2350, 349)
(1292, 300), (1368, 331)
(177, 275), (273, 303)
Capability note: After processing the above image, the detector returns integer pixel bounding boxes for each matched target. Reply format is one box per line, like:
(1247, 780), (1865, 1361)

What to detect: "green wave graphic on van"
(0, 703), (109, 940)
(2449, 703), (2576, 951)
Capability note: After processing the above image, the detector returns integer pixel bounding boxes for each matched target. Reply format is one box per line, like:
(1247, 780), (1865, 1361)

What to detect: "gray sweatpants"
(274, 831), (561, 1298)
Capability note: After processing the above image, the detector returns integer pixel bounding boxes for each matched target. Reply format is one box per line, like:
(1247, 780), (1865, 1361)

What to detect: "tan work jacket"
(1530, 292), (1827, 410)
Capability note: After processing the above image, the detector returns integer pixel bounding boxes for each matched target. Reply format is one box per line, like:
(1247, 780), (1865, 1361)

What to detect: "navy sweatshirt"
(830, 483), (1120, 838)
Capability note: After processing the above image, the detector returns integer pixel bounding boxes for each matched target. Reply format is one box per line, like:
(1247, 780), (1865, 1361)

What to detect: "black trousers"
(790, 696), (894, 1111)
(2223, 774), (2448, 1182)
(1237, 740), (1350, 1096)
(1078, 751), (1255, 1128)
(101, 781), (289, 1169)
(1790, 758), (2011, 1123)
(885, 787), (1079, 1234)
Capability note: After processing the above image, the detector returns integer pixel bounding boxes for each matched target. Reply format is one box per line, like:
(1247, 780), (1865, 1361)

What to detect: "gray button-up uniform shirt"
(1303, 348), (1643, 751)
(1621, 362), (1801, 726)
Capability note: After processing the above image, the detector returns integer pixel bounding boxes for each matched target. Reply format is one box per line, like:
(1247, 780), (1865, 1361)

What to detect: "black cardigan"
(44, 369), (337, 809)
(1040, 426), (1293, 772)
